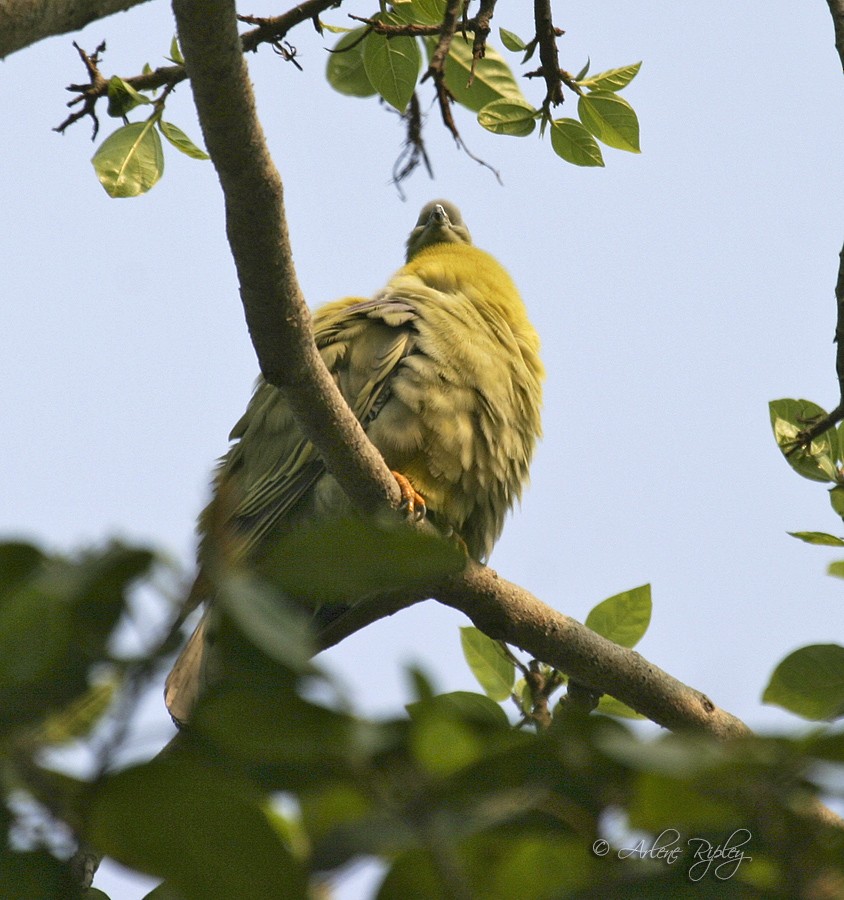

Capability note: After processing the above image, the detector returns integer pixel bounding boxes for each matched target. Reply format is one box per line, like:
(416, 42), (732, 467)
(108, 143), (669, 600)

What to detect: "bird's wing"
(222, 296), (417, 553)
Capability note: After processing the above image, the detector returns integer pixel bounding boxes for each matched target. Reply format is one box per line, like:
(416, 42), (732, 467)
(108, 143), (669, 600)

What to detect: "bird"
(165, 200), (544, 724)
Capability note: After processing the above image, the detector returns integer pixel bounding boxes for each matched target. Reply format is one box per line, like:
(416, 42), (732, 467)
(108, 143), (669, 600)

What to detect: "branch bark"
(171, 0), (401, 518)
(0, 0), (151, 59)
(319, 562), (751, 739)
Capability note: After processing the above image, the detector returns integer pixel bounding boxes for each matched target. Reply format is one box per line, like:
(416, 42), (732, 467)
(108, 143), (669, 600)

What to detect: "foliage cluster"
(1, 527), (843, 898)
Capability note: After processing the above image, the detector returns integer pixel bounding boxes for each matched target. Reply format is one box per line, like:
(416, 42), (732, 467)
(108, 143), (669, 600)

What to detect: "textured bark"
(171, 0), (401, 518)
(0, 0), (151, 59)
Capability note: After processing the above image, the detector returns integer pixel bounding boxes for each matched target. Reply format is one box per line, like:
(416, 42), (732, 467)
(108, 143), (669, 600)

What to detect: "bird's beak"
(430, 204), (449, 226)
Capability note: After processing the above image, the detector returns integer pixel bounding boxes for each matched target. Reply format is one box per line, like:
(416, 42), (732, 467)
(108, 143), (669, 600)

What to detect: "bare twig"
(424, 0), (463, 83)
(531, 0), (565, 113)
(55, 0), (340, 135)
(392, 92), (434, 198)
(471, 0), (496, 64)
(54, 41), (108, 136)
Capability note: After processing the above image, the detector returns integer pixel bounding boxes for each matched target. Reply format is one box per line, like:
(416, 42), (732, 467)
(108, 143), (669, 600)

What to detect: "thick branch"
(0, 0), (151, 59)
(438, 562), (750, 738)
(318, 559), (748, 738)
(171, 0), (400, 517)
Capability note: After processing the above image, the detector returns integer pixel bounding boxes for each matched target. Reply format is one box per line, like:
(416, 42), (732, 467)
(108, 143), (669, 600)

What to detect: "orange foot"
(391, 470), (427, 521)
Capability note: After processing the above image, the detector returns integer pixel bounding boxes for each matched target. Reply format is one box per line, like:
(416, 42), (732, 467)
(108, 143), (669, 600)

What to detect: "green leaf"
(584, 584), (651, 648)
(549, 118), (604, 167)
(326, 28), (377, 98)
(158, 120), (210, 160)
(38, 678), (117, 744)
(769, 399), (839, 483)
(192, 683), (372, 770)
(406, 690), (510, 729)
(828, 561), (844, 578)
(573, 58), (590, 81)
(477, 97), (537, 137)
(217, 572), (315, 671)
(169, 35), (184, 65)
(411, 710), (484, 775)
(597, 694), (646, 719)
(788, 531), (844, 547)
(577, 91), (641, 152)
(0, 543), (153, 729)
(0, 541), (44, 600)
(460, 627), (515, 700)
(260, 516), (465, 605)
(106, 75), (152, 118)
(0, 849), (83, 900)
(579, 61), (642, 92)
(499, 28), (527, 52)
(438, 36), (526, 112)
(92, 120), (165, 198)
(763, 644), (844, 720)
(87, 752), (308, 900)
(407, 0), (447, 26)
(831, 485), (844, 518)
(363, 18), (421, 112)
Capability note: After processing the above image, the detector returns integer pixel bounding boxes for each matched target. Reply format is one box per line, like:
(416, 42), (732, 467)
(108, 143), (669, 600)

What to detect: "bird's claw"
(391, 470), (427, 521)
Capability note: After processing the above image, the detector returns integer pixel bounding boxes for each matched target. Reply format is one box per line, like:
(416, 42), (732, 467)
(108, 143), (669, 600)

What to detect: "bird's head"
(405, 200), (472, 261)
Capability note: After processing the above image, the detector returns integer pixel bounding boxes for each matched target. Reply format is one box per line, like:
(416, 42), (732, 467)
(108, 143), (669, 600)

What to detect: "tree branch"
(827, 0), (844, 71)
(170, 0), (401, 518)
(0, 0), (151, 59)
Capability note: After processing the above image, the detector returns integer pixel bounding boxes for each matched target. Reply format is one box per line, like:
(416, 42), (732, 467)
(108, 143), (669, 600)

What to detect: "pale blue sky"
(3, 2), (844, 897)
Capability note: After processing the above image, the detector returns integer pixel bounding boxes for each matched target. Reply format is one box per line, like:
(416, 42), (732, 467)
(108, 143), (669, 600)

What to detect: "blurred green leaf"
(629, 770), (741, 831)
(261, 516), (465, 605)
(763, 644), (844, 720)
(411, 711), (485, 776)
(596, 694), (646, 719)
(326, 28), (377, 98)
(0, 849), (83, 900)
(585, 584), (651, 648)
(38, 677), (118, 744)
(158, 120), (209, 159)
(577, 91), (641, 152)
(477, 98), (537, 136)
(407, 691), (510, 729)
(460, 627), (514, 700)
(0, 543), (152, 729)
(788, 531), (844, 546)
(0, 541), (44, 599)
(828, 560), (844, 578)
(769, 399), (839, 483)
(579, 61), (642, 92)
(191, 682), (393, 777)
(550, 119), (604, 166)
(87, 752), (308, 900)
(460, 833), (593, 899)
(106, 75), (151, 118)
(363, 17), (420, 112)
(438, 36), (526, 112)
(92, 120), (165, 197)
(217, 572), (315, 671)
